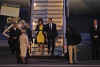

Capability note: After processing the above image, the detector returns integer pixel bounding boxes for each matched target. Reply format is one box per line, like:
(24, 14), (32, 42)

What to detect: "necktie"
(94, 24), (98, 30)
(51, 23), (52, 30)
(96, 24), (98, 30)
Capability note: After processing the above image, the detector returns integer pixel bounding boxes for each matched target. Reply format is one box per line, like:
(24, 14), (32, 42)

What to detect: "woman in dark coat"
(66, 25), (81, 64)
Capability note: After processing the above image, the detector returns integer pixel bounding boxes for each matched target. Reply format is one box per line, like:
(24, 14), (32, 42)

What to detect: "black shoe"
(68, 62), (73, 64)
(51, 54), (54, 56)
(74, 60), (79, 64)
(73, 62), (78, 64)
(17, 61), (22, 64)
(24, 62), (28, 64)
(17, 60), (23, 64)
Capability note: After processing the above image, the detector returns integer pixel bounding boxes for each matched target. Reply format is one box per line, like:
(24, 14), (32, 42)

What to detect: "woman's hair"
(18, 19), (26, 25)
(48, 18), (52, 21)
(38, 18), (43, 24)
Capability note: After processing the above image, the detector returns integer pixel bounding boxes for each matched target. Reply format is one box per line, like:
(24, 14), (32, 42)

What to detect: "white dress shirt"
(49, 23), (52, 30)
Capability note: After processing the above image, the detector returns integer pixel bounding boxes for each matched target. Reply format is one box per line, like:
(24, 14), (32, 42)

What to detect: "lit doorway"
(30, 0), (67, 56)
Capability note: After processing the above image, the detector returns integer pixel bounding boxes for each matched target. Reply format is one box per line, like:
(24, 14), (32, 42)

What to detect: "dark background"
(68, 0), (100, 60)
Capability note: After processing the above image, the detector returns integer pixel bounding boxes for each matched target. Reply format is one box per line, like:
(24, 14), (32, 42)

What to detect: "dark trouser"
(48, 38), (55, 55)
(8, 39), (16, 54)
(92, 39), (100, 60)
(24, 49), (30, 64)
(14, 40), (22, 64)
(16, 47), (21, 64)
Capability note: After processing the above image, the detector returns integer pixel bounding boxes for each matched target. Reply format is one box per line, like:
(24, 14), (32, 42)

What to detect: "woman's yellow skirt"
(37, 31), (45, 43)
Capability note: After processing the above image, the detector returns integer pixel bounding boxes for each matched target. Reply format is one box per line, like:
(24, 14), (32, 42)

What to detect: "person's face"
(93, 19), (98, 25)
(26, 24), (30, 28)
(13, 23), (18, 28)
(48, 19), (52, 23)
(12, 18), (16, 23)
(21, 23), (24, 26)
(39, 21), (42, 25)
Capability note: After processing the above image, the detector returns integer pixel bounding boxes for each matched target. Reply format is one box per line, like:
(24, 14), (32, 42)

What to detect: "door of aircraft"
(30, 0), (67, 56)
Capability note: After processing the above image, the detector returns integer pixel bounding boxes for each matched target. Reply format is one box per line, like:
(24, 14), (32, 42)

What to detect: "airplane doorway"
(30, 0), (67, 56)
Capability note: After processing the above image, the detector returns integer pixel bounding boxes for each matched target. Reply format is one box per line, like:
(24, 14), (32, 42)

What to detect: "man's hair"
(48, 18), (52, 21)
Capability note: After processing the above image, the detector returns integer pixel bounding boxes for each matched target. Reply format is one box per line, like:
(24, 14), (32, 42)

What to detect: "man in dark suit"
(46, 18), (58, 55)
(25, 23), (33, 43)
(90, 19), (100, 60)
(3, 22), (22, 64)
(66, 25), (81, 64)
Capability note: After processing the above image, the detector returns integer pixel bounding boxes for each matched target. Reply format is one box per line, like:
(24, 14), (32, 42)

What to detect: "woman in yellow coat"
(35, 18), (46, 55)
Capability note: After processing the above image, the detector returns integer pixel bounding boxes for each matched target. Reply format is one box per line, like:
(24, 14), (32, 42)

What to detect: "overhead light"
(32, 21), (36, 26)
(34, 3), (36, 7)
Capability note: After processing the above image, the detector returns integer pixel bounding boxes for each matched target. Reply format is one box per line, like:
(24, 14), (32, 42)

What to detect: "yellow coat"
(36, 25), (45, 44)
